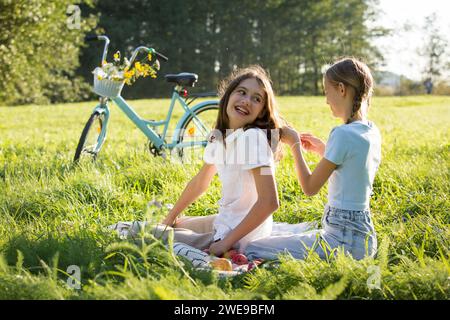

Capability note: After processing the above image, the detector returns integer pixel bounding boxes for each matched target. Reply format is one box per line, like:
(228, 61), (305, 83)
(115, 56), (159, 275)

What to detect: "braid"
(347, 61), (367, 124)
(347, 88), (363, 124)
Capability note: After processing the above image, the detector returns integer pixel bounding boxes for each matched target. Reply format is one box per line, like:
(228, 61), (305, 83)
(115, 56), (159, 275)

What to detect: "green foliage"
(0, 0), (97, 105)
(0, 96), (449, 299)
(79, 0), (387, 99)
(1, 0), (389, 104)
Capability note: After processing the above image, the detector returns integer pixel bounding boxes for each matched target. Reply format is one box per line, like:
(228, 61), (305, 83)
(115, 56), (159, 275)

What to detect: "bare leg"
(174, 214), (217, 233)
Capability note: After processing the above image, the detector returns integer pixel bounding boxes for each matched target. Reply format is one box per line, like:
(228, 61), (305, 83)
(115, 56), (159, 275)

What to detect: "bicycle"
(74, 35), (219, 163)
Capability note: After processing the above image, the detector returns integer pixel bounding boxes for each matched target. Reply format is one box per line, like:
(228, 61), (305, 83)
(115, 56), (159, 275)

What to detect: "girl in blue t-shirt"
(245, 57), (381, 261)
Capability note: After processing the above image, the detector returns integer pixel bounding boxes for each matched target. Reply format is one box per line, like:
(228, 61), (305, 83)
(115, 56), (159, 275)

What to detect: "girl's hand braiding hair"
(280, 126), (301, 147)
(300, 133), (325, 157)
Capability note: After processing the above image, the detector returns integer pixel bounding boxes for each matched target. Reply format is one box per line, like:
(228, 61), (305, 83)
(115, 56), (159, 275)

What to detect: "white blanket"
(108, 220), (318, 239)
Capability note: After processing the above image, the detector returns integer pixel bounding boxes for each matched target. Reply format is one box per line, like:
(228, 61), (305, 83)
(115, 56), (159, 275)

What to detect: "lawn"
(0, 95), (449, 299)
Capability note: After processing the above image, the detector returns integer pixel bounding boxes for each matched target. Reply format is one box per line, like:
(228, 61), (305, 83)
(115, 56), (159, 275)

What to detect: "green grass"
(0, 95), (449, 299)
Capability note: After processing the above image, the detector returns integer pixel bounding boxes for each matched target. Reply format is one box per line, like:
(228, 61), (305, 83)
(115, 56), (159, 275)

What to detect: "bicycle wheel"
(74, 112), (105, 162)
(175, 102), (219, 160)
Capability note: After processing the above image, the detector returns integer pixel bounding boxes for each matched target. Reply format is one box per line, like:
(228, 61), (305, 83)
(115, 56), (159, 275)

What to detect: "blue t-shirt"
(324, 120), (381, 211)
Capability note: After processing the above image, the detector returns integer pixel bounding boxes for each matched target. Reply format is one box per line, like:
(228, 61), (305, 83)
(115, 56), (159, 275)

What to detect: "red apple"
(231, 253), (248, 265)
(223, 249), (238, 259)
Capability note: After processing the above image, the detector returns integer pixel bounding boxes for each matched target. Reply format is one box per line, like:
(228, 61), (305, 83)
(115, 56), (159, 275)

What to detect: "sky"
(373, 0), (450, 80)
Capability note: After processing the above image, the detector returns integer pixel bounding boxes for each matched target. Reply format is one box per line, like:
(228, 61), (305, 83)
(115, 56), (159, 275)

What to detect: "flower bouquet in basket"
(92, 51), (160, 98)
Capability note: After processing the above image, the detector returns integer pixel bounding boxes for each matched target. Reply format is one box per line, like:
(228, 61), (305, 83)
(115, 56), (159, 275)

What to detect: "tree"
(2, 0), (387, 104)
(77, 0), (387, 98)
(419, 13), (448, 88)
(0, 0), (97, 105)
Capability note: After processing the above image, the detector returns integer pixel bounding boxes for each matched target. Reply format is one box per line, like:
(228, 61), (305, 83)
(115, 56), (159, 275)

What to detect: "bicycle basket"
(93, 67), (125, 98)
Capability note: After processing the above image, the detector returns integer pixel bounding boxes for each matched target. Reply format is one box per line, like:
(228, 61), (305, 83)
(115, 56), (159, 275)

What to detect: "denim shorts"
(245, 204), (377, 261)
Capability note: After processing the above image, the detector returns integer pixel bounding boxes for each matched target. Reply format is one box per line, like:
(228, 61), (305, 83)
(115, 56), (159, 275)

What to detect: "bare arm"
(300, 133), (325, 157)
(282, 127), (336, 196)
(162, 163), (217, 226)
(209, 167), (279, 256)
(289, 143), (336, 196)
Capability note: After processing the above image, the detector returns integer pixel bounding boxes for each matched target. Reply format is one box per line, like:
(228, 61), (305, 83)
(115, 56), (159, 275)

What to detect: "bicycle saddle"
(164, 72), (198, 87)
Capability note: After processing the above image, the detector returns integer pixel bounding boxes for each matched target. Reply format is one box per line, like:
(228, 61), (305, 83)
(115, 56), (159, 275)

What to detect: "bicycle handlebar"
(84, 35), (99, 41)
(154, 51), (168, 62)
(129, 46), (169, 66)
(84, 35), (110, 65)
(85, 34), (168, 66)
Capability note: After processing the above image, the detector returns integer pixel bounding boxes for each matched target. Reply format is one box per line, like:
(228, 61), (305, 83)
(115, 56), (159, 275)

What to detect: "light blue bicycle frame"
(83, 35), (218, 155)
(91, 89), (217, 154)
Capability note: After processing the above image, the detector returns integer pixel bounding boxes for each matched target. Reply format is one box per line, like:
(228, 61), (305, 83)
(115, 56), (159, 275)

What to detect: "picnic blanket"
(109, 221), (317, 241)
(108, 221), (317, 276)
(172, 242), (256, 277)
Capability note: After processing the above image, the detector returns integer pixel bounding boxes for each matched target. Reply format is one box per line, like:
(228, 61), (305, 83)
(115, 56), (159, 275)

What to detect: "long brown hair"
(213, 65), (285, 160)
(325, 57), (374, 124)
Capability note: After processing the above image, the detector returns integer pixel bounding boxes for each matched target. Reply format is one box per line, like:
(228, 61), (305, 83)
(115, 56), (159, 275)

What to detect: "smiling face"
(212, 65), (285, 160)
(225, 77), (266, 130)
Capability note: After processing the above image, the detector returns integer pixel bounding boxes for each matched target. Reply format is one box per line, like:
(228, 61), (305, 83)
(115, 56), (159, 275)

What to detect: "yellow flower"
(148, 53), (152, 61)
(142, 64), (151, 77)
(135, 62), (144, 73)
(124, 70), (134, 79)
(97, 75), (103, 80)
(114, 52), (120, 61)
(101, 60), (107, 66)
